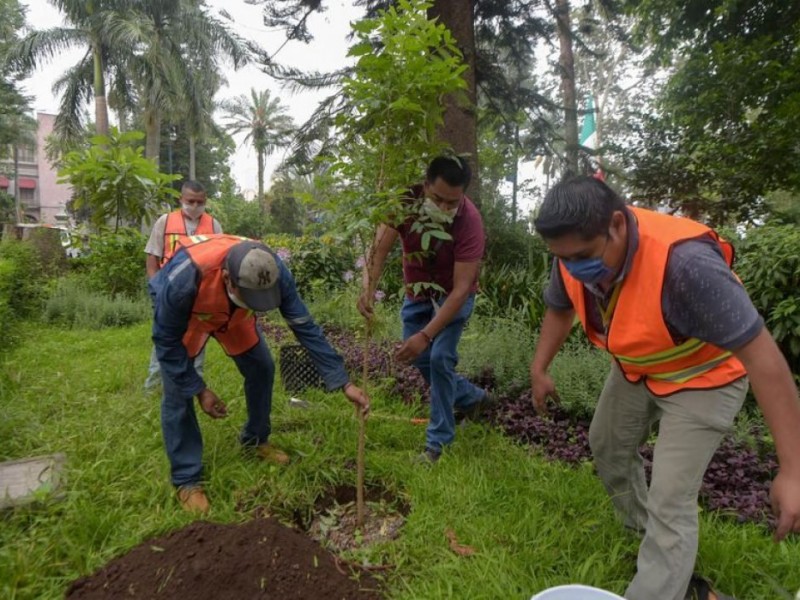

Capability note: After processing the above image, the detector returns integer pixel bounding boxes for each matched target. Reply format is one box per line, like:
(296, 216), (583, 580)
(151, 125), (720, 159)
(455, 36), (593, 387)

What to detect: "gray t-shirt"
(144, 212), (223, 260)
(544, 219), (763, 351)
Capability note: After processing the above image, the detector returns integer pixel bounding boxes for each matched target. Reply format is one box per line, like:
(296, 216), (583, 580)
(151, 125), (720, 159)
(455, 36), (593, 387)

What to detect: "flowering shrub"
(262, 234), (357, 297)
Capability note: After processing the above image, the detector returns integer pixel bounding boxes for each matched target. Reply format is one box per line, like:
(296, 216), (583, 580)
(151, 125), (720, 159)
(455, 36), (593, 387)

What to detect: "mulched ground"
(66, 518), (383, 600)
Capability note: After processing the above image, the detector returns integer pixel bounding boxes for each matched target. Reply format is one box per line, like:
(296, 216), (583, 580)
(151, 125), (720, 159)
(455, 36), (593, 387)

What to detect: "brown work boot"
(177, 485), (210, 514)
(255, 443), (290, 465)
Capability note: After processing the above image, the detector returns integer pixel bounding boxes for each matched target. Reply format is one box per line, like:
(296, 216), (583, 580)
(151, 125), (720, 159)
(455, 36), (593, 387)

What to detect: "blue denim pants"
(160, 333), (275, 487)
(401, 294), (484, 452)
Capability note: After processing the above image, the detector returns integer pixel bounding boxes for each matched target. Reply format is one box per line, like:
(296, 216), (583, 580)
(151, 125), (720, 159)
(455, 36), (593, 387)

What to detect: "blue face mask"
(562, 256), (616, 284)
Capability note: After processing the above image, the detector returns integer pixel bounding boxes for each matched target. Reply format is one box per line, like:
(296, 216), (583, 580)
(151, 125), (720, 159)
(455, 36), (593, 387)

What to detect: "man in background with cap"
(149, 233), (370, 513)
(143, 180), (223, 391)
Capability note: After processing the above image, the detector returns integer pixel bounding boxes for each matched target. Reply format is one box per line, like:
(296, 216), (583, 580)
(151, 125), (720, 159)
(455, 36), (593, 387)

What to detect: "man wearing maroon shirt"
(358, 156), (489, 463)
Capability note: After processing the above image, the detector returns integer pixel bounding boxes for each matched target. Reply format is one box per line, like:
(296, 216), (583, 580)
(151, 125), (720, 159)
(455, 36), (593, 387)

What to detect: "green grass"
(1, 323), (798, 599)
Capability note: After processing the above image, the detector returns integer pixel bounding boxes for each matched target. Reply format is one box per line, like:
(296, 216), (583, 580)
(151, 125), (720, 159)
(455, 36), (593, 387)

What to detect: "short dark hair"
(534, 176), (626, 240)
(181, 180), (206, 194)
(426, 155), (471, 190)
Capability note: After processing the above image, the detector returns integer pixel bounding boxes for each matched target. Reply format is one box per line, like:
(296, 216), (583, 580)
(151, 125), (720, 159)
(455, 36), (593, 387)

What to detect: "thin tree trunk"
(13, 144), (21, 223)
(189, 135), (197, 181)
(117, 109), (127, 133)
(257, 148), (266, 215)
(92, 44), (109, 137)
(428, 0), (480, 203)
(556, 0), (578, 178)
(357, 319), (369, 527)
(145, 110), (162, 165)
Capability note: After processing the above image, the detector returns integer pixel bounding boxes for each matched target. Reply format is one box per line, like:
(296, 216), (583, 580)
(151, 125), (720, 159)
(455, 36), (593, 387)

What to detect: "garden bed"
(262, 319), (779, 528)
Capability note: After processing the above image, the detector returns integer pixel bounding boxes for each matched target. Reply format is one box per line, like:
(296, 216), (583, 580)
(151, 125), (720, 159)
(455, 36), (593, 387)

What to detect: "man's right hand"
(197, 388), (228, 419)
(356, 290), (374, 319)
(530, 368), (556, 416)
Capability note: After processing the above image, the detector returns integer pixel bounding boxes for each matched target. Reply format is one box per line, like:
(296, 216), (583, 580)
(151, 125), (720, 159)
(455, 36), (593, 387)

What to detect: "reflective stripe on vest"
(161, 210), (215, 266)
(180, 234), (260, 358)
(559, 206), (747, 396)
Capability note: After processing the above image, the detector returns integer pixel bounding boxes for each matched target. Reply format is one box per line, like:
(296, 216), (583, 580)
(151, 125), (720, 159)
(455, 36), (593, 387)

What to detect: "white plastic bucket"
(530, 584), (625, 600)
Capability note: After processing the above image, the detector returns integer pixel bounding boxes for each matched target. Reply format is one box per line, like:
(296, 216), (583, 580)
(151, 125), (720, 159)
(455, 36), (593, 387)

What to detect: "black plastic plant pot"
(279, 344), (325, 393)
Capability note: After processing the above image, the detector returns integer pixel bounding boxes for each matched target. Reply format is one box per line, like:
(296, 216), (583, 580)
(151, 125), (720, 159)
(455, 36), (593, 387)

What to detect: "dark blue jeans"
(401, 294), (484, 452)
(160, 333), (275, 487)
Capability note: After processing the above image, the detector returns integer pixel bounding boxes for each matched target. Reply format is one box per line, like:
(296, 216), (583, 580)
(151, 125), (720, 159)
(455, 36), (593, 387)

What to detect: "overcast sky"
(19, 0), (362, 195)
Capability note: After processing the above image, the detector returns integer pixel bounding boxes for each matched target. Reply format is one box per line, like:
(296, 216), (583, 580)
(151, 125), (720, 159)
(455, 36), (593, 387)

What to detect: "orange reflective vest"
(180, 234), (260, 358)
(161, 210), (215, 266)
(560, 206), (747, 396)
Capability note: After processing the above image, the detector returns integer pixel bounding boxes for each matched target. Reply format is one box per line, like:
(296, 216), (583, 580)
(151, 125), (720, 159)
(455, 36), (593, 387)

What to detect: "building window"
(19, 188), (35, 204)
(9, 144), (36, 163)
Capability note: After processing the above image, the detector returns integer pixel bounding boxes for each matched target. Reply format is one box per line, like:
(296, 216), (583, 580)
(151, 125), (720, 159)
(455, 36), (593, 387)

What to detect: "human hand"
(344, 383), (370, 417)
(770, 470), (800, 541)
(530, 367), (557, 416)
(356, 290), (374, 320)
(395, 332), (429, 364)
(197, 388), (228, 419)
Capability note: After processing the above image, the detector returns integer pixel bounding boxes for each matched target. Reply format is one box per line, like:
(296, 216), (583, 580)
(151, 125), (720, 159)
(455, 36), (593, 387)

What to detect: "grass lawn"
(1, 323), (798, 599)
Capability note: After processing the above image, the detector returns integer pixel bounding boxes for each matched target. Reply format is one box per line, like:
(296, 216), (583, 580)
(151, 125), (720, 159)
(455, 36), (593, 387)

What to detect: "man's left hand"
(771, 470), (800, 541)
(344, 383), (370, 417)
(395, 332), (429, 364)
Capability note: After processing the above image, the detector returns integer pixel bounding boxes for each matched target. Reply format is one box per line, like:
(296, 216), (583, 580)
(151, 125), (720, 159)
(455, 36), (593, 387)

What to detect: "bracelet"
(419, 330), (433, 344)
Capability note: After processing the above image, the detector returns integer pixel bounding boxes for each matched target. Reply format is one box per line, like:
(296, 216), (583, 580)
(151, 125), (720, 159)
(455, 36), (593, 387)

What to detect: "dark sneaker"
(414, 447), (441, 465)
(455, 391), (494, 425)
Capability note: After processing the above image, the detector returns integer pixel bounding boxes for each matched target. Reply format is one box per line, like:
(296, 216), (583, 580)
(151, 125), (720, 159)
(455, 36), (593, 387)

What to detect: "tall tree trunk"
(257, 148), (266, 215)
(428, 0), (480, 203)
(556, 0), (578, 178)
(145, 109), (161, 165)
(13, 144), (21, 223)
(92, 44), (109, 137)
(189, 135), (197, 181)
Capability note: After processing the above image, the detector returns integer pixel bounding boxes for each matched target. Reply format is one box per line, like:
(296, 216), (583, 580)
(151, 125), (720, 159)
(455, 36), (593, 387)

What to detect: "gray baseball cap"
(225, 241), (281, 311)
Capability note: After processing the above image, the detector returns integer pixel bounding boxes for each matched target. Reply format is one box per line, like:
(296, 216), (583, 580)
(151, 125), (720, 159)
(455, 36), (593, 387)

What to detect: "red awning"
(18, 178), (36, 189)
(0, 176), (8, 188)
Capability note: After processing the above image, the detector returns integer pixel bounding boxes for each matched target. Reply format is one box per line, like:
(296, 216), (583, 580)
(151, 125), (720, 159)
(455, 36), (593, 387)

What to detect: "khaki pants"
(589, 363), (747, 600)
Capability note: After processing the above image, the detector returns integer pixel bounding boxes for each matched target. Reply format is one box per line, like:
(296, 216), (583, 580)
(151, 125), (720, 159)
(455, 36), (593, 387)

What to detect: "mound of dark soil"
(66, 517), (382, 599)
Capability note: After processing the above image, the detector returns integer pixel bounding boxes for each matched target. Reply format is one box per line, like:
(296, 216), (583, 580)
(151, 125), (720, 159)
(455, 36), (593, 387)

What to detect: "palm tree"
(105, 0), (248, 164)
(9, 0), (134, 140)
(177, 57), (224, 180)
(222, 89), (294, 209)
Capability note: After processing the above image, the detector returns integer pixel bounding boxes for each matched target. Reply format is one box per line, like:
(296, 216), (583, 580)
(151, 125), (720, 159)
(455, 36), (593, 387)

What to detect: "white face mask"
(181, 202), (205, 220)
(422, 197), (457, 224)
(227, 288), (249, 310)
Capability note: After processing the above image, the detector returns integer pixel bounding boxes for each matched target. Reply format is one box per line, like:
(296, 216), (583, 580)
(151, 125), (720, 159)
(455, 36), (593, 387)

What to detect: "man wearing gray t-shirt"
(143, 181), (223, 391)
(530, 177), (800, 600)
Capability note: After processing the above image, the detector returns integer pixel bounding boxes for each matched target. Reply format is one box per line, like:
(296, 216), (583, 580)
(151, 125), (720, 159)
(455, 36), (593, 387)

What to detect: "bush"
(458, 315), (537, 392)
(475, 260), (550, 331)
(0, 238), (61, 319)
(301, 280), (401, 340)
(79, 228), (148, 298)
(44, 276), (150, 329)
(0, 258), (15, 338)
(549, 339), (611, 419)
(732, 224), (800, 374)
(263, 233), (358, 297)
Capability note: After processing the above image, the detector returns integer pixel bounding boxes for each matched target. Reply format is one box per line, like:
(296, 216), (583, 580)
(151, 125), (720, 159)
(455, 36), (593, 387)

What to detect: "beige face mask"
(181, 203), (205, 220)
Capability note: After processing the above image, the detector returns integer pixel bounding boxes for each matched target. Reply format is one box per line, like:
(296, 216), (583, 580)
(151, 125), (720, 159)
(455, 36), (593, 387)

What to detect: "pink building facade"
(0, 112), (73, 225)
